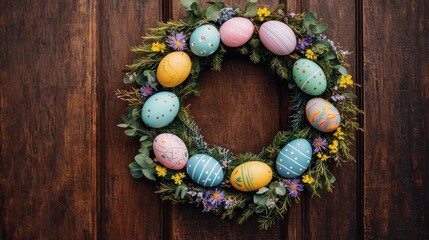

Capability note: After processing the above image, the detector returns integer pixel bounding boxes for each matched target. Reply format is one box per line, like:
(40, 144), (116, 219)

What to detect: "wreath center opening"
(187, 56), (285, 154)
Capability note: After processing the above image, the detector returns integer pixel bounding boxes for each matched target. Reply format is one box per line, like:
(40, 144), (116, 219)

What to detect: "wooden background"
(1, 0), (428, 239)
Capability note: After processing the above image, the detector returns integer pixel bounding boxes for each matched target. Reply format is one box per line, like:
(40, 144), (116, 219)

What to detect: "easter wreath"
(116, 0), (363, 229)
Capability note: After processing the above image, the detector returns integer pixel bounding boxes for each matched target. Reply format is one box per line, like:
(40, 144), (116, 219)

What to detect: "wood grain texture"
(363, 0), (429, 239)
(100, 0), (164, 239)
(0, 0), (98, 239)
(302, 1), (359, 239)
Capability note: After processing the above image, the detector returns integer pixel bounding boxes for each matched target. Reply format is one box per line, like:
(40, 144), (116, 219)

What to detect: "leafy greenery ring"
(116, 0), (362, 229)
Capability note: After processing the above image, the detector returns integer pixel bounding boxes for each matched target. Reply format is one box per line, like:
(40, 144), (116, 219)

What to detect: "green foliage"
(116, 0), (363, 230)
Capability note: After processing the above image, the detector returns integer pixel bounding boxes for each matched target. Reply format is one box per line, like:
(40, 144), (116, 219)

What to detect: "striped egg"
(186, 154), (224, 187)
(153, 133), (188, 170)
(293, 59), (327, 96)
(259, 20), (297, 55)
(230, 161), (272, 192)
(276, 139), (312, 179)
(306, 98), (341, 132)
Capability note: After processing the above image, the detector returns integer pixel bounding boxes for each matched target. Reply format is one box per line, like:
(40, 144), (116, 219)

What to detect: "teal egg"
(141, 91), (179, 128)
(190, 25), (220, 57)
(186, 154), (224, 187)
(276, 139), (312, 178)
(293, 59), (327, 96)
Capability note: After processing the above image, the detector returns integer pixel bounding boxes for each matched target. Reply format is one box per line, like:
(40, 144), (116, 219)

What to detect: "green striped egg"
(230, 161), (272, 192)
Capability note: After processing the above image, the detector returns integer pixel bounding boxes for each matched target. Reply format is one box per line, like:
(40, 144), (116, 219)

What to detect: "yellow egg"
(156, 52), (192, 87)
(230, 161), (273, 192)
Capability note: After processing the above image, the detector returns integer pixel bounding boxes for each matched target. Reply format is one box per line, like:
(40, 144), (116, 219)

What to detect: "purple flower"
(139, 82), (155, 98)
(202, 189), (225, 212)
(167, 32), (187, 51)
(296, 34), (313, 52)
(331, 94), (346, 102)
(312, 137), (328, 153)
(286, 179), (304, 198)
(214, 7), (236, 24)
(289, 12), (296, 18)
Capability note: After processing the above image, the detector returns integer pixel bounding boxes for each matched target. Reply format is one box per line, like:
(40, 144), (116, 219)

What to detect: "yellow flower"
(151, 42), (166, 53)
(302, 174), (315, 184)
(155, 165), (167, 177)
(305, 49), (318, 60)
(171, 172), (186, 185)
(333, 127), (345, 140)
(339, 74), (353, 88)
(317, 152), (330, 161)
(257, 7), (271, 21)
(328, 140), (339, 154)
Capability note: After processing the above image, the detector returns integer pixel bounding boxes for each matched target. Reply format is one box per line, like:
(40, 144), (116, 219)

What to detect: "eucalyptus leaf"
(141, 141), (152, 148)
(248, 0), (258, 3)
(343, 92), (357, 99)
(129, 161), (141, 170)
(256, 187), (270, 194)
(142, 168), (156, 181)
(174, 184), (189, 199)
(336, 66), (348, 76)
(138, 147), (150, 156)
(130, 169), (144, 179)
(255, 205), (266, 214)
(135, 75), (145, 86)
(131, 108), (140, 119)
(139, 135), (149, 142)
(325, 51), (337, 60)
(117, 123), (129, 128)
(181, 0), (200, 10)
(275, 186), (286, 196)
(124, 129), (137, 137)
(243, 4), (257, 17)
(303, 12), (317, 28)
(206, 5), (221, 21)
(123, 75), (135, 84)
(253, 194), (269, 205)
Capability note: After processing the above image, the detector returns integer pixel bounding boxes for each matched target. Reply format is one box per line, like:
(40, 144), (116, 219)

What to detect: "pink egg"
(220, 17), (254, 47)
(259, 20), (297, 55)
(153, 133), (189, 170)
(306, 98), (341, 132)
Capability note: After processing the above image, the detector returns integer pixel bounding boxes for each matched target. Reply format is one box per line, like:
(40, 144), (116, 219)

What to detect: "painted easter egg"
(189, 24), (220, 57)
(186, 154), (224, 187)
(219, 17), (254, 47)
(153, 133), (188, 170)
(230, 161), (272, 192)
(259, 20), (297, 55)
(306, 98), (341, 132)
(156, 51), (192, 87)
(141, 91), (180, 128)
(293, 59), (327, 96)
(276, 139), (312, 179)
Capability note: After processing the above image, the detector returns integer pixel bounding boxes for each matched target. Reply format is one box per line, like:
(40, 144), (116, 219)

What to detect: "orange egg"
(156, 52), (192, 87)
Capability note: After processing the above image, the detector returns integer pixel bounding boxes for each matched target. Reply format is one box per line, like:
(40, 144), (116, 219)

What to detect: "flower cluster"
(151, 42), (166, 53)
(339, 74), (354, 88)
(214, 7), (236, 24)
(257, 7), (271, 21)
(155, 165), (167, 177)
(171, 172), (186, 185)
(305, 49), (318, 60)
(296, 35), (313, 52)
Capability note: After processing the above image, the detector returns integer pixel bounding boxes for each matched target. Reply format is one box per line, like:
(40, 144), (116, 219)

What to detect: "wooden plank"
(0, 0), (98, 239)
(301, 1), (360, 239)
(99, 0), (165, 239)
(362, 0), (429, 239)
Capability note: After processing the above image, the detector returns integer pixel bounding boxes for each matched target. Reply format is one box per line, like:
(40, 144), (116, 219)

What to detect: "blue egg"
(186, 154), (224, 187)
(189, 25), (220, 57)
(141, 91), (179, 128)
(276, 139), (312, 178)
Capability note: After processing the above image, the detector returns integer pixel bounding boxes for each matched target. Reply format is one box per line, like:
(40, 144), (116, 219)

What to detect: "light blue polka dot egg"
(276, 139), (312, 178)
(186, 154), (224, 187)
(189, 24), (220, 57)
(141, 91), (179, 128)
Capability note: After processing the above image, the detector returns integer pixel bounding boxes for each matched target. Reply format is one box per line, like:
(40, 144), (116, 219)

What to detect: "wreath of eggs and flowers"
(116, 0), (363, 229)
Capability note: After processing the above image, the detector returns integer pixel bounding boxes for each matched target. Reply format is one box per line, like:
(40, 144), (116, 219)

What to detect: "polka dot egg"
(293, 59), (327, 96)
(141, 91), (179, 128)
(219, 17), (254, 47)
(153, 133), (188, 170)
(276, 139), (312, 179)
(190, 24), (220, 57)
(259, 20), (297, 55)
(230, 161), (272, 192)
(186, 154), (224, 187)
(306, 98), (341, 132)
